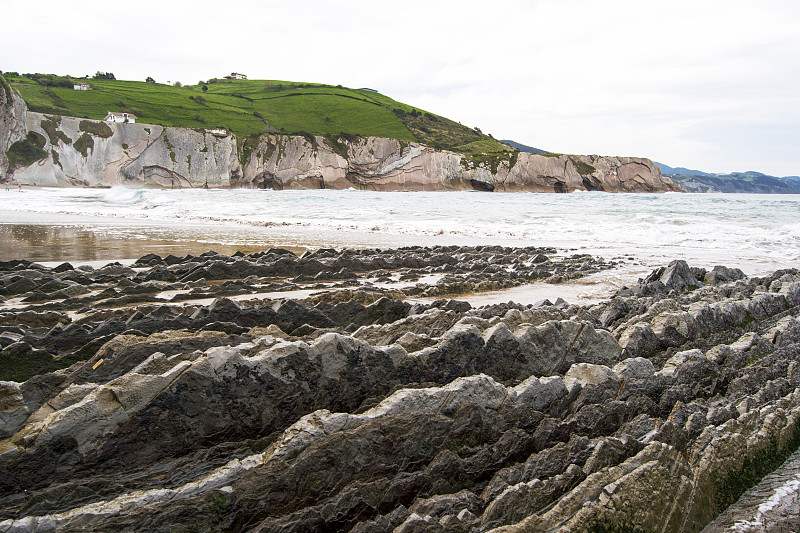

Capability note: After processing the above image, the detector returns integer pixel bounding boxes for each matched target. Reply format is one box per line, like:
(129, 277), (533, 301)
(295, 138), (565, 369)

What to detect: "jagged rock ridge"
(1, 249), (800, 531)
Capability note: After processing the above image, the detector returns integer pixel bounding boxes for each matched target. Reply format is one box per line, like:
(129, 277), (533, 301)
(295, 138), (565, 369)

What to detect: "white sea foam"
(2, 188), (799, 275)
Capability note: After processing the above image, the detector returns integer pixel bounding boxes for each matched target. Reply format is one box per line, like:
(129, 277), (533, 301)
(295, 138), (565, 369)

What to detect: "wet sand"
(0, 223), (309, 263)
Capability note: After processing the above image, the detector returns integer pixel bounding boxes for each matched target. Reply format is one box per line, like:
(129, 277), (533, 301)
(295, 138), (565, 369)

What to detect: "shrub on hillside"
(79, 120), (113, 138)
(73, 133), (94, 157)
(41, 116), (73, 145)
(6, 132), (48, 170)
(21, 73), (74, 88)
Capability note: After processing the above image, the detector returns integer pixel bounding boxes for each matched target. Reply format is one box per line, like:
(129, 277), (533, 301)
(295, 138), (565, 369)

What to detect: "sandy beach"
(0, 222), (310, 264)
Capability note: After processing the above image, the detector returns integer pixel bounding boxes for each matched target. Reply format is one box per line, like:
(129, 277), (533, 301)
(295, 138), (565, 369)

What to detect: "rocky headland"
(1, 246), (799, 531)
(0, 86), (680, 193)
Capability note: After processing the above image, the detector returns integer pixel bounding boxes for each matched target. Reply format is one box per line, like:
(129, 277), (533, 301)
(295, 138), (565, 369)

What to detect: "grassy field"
(6, 75), (512, 156)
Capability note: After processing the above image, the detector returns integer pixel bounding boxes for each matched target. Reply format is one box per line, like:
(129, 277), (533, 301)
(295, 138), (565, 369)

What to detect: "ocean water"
(1, 188), (799, 277)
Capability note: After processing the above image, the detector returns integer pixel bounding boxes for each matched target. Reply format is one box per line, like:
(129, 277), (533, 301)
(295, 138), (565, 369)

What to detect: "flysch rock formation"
(1, 88), (681, 192)
(1, 247), (800, 532)
(240, 135), (677, 193)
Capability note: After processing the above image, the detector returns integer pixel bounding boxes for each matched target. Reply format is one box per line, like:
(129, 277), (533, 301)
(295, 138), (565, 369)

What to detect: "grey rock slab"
(612, 357), (655, 380)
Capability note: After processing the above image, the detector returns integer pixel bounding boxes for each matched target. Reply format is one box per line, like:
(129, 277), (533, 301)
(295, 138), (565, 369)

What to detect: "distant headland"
(0, 72), (680, 193)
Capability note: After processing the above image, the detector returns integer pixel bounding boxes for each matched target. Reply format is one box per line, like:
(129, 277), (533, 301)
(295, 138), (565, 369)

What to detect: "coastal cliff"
(0, 77), (27, 176)
(242, 134), (676, 193)
(2, 93), (680, 192)
(5, 111), (239, 188)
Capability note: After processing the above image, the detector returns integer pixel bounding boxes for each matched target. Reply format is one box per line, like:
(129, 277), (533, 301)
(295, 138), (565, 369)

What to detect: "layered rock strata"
(0, 88), (680, 192)
(5, 112), (240, 188)
(240, 134), (676, 193)
(0, 78), (27, 176)
(1, 248), (799, 531)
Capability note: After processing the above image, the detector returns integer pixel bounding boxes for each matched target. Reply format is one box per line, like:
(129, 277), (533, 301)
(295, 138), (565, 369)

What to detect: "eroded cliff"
(0, 77), (28, 177)
(6, 113), (239, 188)
(3, 105), (681, 192)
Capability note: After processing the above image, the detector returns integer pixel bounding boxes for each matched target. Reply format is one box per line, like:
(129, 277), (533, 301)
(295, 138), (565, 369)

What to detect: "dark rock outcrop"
(1, 250), (799, 532)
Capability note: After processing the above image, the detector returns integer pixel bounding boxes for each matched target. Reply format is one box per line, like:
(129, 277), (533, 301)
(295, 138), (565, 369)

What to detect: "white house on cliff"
(104, 111), (136, 123)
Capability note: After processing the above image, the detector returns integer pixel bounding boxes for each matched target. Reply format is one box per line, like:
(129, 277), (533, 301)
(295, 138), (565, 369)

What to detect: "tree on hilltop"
(93, 71), (116, 80)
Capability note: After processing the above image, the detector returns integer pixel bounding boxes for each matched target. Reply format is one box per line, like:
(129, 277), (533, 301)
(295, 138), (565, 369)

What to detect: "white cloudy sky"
(4, 0), (800, 175)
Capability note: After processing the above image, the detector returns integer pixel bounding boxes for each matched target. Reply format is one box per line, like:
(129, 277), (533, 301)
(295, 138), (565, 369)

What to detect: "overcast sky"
(4, 0), (800, 176)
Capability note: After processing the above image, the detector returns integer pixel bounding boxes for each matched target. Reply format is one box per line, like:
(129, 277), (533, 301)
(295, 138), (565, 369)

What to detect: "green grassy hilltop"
(5, 73), (511, 157)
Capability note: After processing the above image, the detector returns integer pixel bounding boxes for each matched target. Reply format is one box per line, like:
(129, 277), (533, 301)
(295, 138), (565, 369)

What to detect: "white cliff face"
(470, 153), (675, 193)
(241, 134), (677, 193)
(10, 114), (240, 188)
(119, 126), (241, 188)
(337, 137), (465, 191)
(241, 135), (466, 191)
(0, 80), (28, 177)
(4, 106), (680, 192)
(242, 135), (347, 190)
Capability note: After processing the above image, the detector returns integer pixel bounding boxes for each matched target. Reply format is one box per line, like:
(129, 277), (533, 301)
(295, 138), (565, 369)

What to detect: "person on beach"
(4, 183), (8, 192)
(18, 183), (22, 191)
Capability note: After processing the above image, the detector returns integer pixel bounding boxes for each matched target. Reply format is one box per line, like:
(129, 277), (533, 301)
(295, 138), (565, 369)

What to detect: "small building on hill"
(224, 72), (247, 80)
(73, 83), (92, 91)
(104, 111), (136, 123)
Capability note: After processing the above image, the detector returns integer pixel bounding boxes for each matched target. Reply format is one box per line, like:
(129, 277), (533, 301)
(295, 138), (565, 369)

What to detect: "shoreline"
(0, 216), (654, 308)
(0, 242), (635, 310)
(0, 223), (311, 264)
(0, 215), (781, 309)
(4, 189), (799, 279)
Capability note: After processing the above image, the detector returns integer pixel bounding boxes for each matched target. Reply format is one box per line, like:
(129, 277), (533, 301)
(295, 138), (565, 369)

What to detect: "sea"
(2, 188), (799, 268)
(2, 188), (799, 304)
